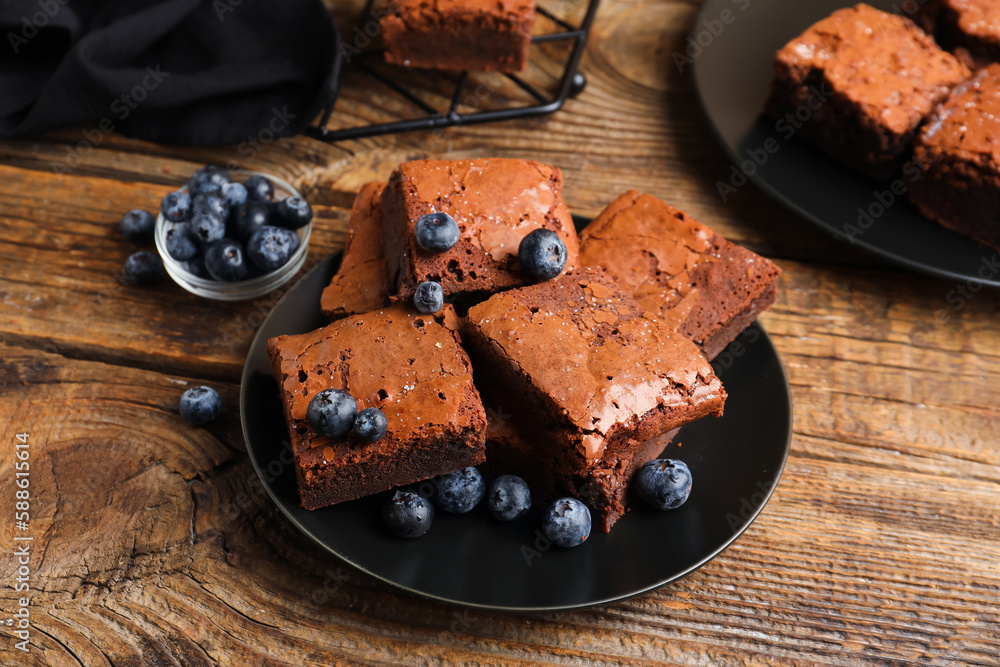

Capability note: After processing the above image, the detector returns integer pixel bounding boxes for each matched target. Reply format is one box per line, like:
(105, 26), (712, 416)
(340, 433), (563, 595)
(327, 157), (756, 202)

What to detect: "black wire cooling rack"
(305, 0), (601, 143)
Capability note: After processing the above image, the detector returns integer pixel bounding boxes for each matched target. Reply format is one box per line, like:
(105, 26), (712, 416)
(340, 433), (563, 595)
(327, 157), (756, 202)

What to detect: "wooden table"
(2, 0), (998, 664)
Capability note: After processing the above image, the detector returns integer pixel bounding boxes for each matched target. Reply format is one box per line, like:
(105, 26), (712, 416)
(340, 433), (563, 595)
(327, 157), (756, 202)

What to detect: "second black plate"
(692, 0), (1000, 287)
(240, 252), (792, 612)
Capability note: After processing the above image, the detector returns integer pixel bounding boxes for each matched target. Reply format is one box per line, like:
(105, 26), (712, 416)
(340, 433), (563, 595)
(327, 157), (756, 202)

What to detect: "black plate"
(240, 254), (792, 612)
(692, 0), (1000, 287)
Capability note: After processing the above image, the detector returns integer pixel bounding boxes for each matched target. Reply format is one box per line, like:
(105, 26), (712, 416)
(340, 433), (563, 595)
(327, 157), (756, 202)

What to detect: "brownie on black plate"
(915, 0), (1000, 68)
(909, 64), (1000, 252)
(267, 305), (487, 510)
(766, 3), (969, 180)
(579, 191), (782, 360)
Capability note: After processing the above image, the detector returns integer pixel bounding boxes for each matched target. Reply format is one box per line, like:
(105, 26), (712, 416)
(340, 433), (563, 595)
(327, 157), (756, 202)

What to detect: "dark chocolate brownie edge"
(699, 281), (778, 361)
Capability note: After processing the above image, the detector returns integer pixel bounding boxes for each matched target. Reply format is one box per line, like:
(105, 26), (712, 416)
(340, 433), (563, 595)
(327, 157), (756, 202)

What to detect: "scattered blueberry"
(354, 407), (388, 442)
(192, 192), (229, 221)
(382, 490), (434, 538)
(165, 222), (200, 261)
(179, 386), (222, 426)
(541, 498), (591, 547)
(221, 182), (248, 208)
(271, 196), (313, 230)
(188, 165), (230, 197)
(634, 459), (692, 511)
(244, 174), (275, 203)
(230, 201), (270, 243)
(433, 467), (485, 514)
(414, 212), (460, 253)
(204, 239), (248, 282)
(518, 229), (568, 281)
(160, 191), (191, 222)
(307, 388), (358, 438)
(247, 225), (297, 272)
(190, 212), (226, 246)
(123, 251), (163, 287)
(119, 209), (155, 243)
(487, 475), (532, 521)
(413, 280), (444, 314)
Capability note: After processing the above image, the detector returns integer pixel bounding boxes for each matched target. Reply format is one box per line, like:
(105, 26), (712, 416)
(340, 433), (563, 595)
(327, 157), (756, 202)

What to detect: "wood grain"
(1, 0), (998, 664)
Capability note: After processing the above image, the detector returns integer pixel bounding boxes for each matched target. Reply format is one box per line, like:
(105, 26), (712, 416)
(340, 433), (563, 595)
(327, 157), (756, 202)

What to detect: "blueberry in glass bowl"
(154, 169), (312, 301)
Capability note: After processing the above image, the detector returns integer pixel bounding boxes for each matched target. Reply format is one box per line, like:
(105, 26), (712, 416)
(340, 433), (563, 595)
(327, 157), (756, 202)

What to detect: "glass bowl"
(154, 171), (311, 301)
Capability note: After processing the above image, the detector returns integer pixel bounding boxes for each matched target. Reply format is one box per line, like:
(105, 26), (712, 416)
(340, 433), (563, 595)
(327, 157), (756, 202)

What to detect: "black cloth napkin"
(0, 0), (341, 145)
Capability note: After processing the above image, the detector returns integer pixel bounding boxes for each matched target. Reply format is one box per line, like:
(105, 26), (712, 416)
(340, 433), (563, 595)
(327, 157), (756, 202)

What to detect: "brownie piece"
(381, 0), (536, 73)
(267, 305), (487, 510)
(481, 399), (679, 532)
(320, 182), (391, 321)
(765, 3), (970, 180)
(382, 158), (580, 301)
(579, 191), (782, 360)
(915, 0), (1000, 68)
(908, 64), (1000, 252)
(463, 267), (726, 513)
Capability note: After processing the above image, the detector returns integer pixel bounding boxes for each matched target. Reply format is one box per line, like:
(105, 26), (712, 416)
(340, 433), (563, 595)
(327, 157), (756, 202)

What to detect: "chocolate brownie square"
(381, 0), (536, 73)
(463, 267), (726, 508)
(382, 158), (580, 301)
(915, 0), (1000, 68)
(766, 3), (970, 180)
(267, 305), (487, 510)
(482, 399), (679, 532)
(908, 64), (1000, 252)
(320, 182), (391, 321)
(579, 191), (782, 360)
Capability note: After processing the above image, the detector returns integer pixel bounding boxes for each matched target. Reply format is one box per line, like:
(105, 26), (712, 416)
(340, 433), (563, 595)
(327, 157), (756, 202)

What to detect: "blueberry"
(188, 165), (230, 197)
(165, 223), (200, 261)
(160, 191), (191, 222)
(247, 225), (297, 273)
(354, 407), (388, 442)
(230, 202), (270, 243)
(192, 192), (229, 221)
(179, 386), (222, 426)
(204, 239), (248, 282)
(518, 229), (568, 281)
(190, 212), (226, 246)
(541, 498), (591, 547)
(271, 196), (313, 230)
(634, 459), (692, 511)
(221, 182), (248, 208)
(413, 281), (444, 314)
(382, 490), (434, 538)
(244, 174), (275, 203)
(180, 257), (210, 279)
(414, 212), (460, 253)
(119, 209), (155, 243)
(487, 475), (532, 521)
(307, 388), (357, 438)
(433, 467), (485, 514)
(123, 251), (163, 287)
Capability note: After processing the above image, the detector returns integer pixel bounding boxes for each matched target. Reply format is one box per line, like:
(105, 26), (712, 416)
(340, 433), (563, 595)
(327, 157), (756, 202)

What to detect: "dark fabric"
(0, 0), (341, 145)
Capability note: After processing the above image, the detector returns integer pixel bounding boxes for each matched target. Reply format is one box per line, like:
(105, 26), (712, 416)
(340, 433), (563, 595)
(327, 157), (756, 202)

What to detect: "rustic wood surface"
(1, 0), (999, 664)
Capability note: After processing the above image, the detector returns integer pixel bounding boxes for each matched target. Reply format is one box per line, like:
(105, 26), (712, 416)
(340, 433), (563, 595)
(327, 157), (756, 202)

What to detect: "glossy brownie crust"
(463, 267), (726, 492)
(381, 0), (536, 73)
(915, 0), (1000, 68)
(320, 182), (391, 321)
(579, 191), (781, 360)
(267, 305), (487, 510)
(766, 4), (969, 180)
(382, 158), (580, 301)
(909, 65), (1000, 252)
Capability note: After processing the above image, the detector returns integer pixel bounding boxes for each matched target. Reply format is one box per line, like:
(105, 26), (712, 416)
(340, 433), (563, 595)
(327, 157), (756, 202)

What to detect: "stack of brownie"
(766, 2), (1000, 252)
(268, 157), (781, 532)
